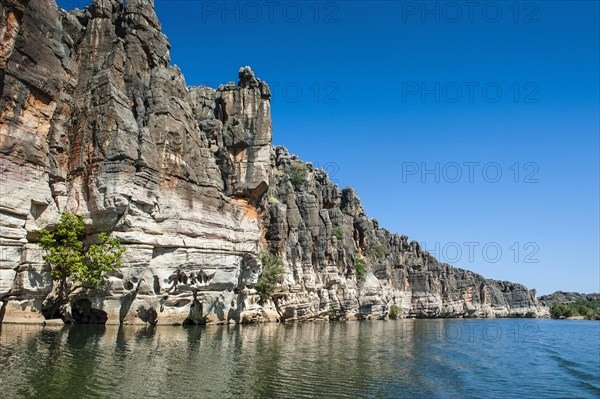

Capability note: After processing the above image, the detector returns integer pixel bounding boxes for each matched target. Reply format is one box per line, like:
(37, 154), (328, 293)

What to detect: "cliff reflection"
(3, 319), (586, 399)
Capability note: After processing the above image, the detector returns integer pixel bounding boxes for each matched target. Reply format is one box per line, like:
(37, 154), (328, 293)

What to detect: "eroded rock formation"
(0, 0), (547, 325)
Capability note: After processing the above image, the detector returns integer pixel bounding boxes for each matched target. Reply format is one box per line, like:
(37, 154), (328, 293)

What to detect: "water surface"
(1, 319), (599, 398)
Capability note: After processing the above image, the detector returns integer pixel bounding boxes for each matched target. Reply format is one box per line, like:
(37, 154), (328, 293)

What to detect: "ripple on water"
(0, 320), (599, 399)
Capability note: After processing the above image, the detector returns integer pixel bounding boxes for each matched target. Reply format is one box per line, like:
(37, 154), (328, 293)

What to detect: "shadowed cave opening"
(71, 299), (108, 324)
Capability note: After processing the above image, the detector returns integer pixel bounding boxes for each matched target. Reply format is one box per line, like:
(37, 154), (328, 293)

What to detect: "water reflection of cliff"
(0, 320), (553, 399)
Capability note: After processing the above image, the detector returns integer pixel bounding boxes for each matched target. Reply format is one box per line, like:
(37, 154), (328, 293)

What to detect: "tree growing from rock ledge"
(354, 258), (367, 282)
(38, 212), (125, 318)
(389, 304), (400, 319)
(255, 251), (285, 302)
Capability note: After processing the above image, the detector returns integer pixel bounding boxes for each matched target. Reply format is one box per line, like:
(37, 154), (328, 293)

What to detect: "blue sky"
(59, 0), (599, 295)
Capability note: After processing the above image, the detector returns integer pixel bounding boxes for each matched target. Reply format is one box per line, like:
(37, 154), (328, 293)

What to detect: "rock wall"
(0, 0), (547, 325)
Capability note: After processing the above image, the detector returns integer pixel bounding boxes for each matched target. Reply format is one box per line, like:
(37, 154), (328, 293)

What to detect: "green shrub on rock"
(389, 304), (400, 319)
(255, 251), (285, 301)
(285, 161), (308, 190)
(354, 258), (367, 282)
(368, 243), (388, 260)
(332, 227), (344, 241)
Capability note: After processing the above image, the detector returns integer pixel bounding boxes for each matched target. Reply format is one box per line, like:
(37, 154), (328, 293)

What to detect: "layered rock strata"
(0, 0), (547, 325)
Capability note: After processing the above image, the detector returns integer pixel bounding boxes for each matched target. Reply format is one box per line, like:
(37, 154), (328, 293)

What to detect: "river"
(1, 319), (598, 398)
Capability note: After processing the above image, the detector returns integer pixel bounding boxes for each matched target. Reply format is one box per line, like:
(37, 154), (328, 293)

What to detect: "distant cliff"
(538, 292), (600, 307)
(0, 0), (547, 325)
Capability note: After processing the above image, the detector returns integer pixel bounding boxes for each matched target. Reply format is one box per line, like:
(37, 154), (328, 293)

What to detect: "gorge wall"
(0, 0), (547, 325)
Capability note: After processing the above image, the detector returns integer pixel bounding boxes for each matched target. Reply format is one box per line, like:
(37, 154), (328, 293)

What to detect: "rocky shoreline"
(0, 0), (548, 326)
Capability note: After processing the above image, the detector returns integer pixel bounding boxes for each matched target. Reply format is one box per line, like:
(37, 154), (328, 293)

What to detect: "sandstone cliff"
(0, 0), (547, 325)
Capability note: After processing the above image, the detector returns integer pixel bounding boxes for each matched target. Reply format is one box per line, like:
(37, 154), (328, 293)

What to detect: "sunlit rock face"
(0, 0), (546, 325)
(261, 147), (546, 321)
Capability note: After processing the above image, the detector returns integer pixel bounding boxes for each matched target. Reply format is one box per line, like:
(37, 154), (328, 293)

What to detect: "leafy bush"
(354, 258), (366, 282)
(389, 304), (400, 319)
(368, 243), (388, 260)
(550, 303), (573, 318)
(332, 227), (344, 241)
(255, 251), (285, 301)
(39, 212), (125, 314)
(285, 161), (308, 190)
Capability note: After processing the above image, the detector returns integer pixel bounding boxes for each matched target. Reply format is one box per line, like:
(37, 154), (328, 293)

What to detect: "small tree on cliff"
(253, 251), (285, 320)
(39, 212), (125, 317)
(354, 258), (367, 282)
(255, 251), (285, 302)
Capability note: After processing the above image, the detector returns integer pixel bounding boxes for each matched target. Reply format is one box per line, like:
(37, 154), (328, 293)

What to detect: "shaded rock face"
(0, 0), (546, 325)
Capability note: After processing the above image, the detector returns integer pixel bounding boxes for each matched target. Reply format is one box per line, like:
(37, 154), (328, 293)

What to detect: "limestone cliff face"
(0, 0), (546, 325)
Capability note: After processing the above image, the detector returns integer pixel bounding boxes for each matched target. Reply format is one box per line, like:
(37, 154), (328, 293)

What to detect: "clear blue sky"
(59, 0), (599, 295)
